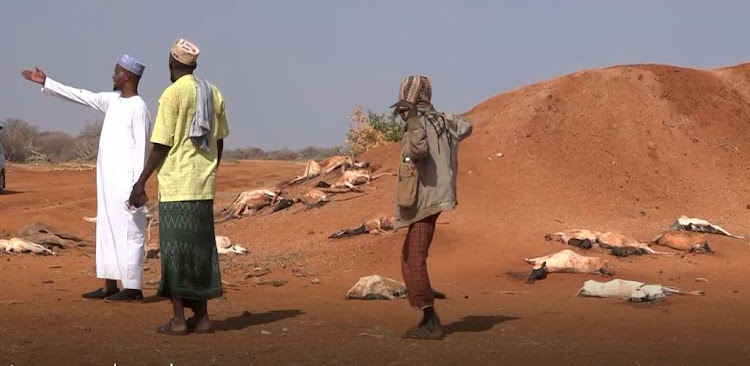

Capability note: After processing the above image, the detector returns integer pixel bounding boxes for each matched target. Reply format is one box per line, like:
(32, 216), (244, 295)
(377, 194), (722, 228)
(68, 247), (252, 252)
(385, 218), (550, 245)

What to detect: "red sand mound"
(364, 62), (750, 236)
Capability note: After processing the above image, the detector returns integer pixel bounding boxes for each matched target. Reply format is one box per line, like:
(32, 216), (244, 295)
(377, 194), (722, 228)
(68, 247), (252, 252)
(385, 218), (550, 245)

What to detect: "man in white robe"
(21, 55), (153, 302)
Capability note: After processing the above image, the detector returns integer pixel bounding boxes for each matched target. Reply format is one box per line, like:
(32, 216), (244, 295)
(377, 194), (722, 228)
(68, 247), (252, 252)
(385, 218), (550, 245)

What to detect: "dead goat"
(148, 235), (247, 258)
(524, 249), (613, 276)
(329, 215), (396, 239)
(596, 232), (674, 256)
(526, 262), (548, 283)
(649, 231), (712, 254)
(285, 156), (370, 186)
(0, 238), (55, 255)
(272, 189), (331, 213)
(346, 275), (445, 300)
(669, 215), (743, 239)
(545, 229), (600, 249)
(218, 189), (280, 221)
(576, 278), (704, 302)
(330, 169), (395, 191)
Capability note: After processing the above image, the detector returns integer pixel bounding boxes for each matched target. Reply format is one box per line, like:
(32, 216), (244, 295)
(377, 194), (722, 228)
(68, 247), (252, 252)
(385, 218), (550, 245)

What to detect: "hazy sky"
(2, 1), (749, 150)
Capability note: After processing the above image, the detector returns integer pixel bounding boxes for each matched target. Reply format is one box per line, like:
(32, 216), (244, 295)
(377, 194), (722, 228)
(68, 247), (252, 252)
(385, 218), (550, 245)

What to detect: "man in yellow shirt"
(128, 38), (228, 336)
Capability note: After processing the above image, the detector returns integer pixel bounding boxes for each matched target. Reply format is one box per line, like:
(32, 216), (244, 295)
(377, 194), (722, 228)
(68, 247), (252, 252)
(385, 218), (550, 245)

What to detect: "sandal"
(157, 319), (189, 336)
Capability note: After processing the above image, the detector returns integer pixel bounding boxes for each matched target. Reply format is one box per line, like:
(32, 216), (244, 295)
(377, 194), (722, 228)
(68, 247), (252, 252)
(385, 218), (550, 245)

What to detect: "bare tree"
(0, 118), (40, 162)
(73, 120), (102, 161)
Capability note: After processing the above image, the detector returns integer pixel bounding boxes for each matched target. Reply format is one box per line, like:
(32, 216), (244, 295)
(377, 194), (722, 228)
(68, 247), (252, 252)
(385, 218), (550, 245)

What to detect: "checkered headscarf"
(394, 75), (452, 149)
(398, 75), (432, 106)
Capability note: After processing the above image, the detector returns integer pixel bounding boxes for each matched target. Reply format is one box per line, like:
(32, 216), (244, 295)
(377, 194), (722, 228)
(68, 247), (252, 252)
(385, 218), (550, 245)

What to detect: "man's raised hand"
(21, 67), (46, 85)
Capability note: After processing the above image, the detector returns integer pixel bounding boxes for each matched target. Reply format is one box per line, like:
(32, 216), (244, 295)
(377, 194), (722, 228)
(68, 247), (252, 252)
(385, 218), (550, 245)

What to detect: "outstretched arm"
(21, 67), (114, 113)
(454, 114), (473, 141)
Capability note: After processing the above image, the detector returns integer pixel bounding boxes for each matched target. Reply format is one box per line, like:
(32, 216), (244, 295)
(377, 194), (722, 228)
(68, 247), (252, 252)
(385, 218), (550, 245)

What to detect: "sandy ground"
(4, 62), (750, 365)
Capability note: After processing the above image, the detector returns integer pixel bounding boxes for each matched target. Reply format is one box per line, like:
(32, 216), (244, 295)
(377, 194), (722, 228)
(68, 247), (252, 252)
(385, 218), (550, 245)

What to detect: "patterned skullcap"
(398, 75), (432, 105)
(117, 54), (145, 76)
(171, 38), (200, 66)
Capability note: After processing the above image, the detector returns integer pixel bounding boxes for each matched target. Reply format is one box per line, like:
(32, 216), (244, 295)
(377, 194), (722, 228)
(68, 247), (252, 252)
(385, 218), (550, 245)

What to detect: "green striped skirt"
(157, 200), (223, 300)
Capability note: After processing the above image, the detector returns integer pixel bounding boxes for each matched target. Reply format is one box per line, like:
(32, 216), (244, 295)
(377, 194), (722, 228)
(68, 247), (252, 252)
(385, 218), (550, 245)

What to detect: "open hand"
(21, 67), (46, 85)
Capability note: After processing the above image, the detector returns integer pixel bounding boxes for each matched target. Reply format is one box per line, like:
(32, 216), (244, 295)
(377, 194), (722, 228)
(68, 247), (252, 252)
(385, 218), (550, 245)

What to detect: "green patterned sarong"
(157, 200), (222, 300)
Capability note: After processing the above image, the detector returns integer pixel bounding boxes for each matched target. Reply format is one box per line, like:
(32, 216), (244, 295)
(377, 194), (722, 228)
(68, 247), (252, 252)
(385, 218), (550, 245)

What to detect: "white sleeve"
(130, 104), (152, 184)
(41, 77), (116, 113)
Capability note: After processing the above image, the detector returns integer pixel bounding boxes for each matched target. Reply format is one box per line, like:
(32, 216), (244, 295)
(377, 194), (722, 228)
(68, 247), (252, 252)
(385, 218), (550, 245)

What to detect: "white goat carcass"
(669, 215), (744, 239)
(345, 274), (445, 300)
(0, 238), (54, 255)
(524, 249), (613, 275)
(215, 235), (248, 255)
(576, 279), (704, 302)
(544, 229), (600, 249)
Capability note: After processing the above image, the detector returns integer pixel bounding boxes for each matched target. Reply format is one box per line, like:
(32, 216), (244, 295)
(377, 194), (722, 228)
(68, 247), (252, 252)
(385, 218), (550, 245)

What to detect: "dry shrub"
(345, 106), (389, 156)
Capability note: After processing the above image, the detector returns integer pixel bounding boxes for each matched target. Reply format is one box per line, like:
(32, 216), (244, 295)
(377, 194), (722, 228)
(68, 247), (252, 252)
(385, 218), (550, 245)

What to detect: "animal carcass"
(596, 232), (675, 256)
(285, 156), (370, 186)
(544, 229), (600, 249)
(0, 238), (54, 255)
(524, 249), (613, 276)
(576, 278), (704, 302)
(329, 215), (396, 239)
(669, 215), (743, 239)
(649, 231), (712, 254)
(345, 275), (445, 300)
(331, 170), (394, 191)
(215, 235), (248, 255)
(272, 189), (330, 213)
(220, 189), (280, 220)
(526, 262), (548, 283)
(18, 222), (89, 249)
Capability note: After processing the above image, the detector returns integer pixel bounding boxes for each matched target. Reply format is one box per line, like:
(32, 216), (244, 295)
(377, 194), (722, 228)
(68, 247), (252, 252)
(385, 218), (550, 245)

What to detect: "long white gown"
(41, 77), (152, 290)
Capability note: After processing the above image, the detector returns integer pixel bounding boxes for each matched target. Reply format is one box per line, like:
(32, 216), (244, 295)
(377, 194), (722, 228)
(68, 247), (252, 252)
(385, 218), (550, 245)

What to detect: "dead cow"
(669, 215), (744, 239)
(329, 215), (396, 239)
(524, 249), (613, 276)
(649, 231), (711, 254)
(0, 238), (54, 255)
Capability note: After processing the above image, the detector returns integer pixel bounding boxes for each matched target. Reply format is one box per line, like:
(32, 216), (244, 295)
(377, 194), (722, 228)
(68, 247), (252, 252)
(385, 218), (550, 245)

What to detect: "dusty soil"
(4, 62), (750, 366)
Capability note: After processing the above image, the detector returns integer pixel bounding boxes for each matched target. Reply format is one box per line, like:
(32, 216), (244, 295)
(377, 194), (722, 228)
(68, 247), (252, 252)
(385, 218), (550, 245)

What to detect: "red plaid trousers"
(401, 213), (440, 310)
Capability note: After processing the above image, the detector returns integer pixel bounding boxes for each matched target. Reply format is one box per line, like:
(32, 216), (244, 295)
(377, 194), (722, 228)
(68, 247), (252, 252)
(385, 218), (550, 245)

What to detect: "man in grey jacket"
(391, 75), (472, 340)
